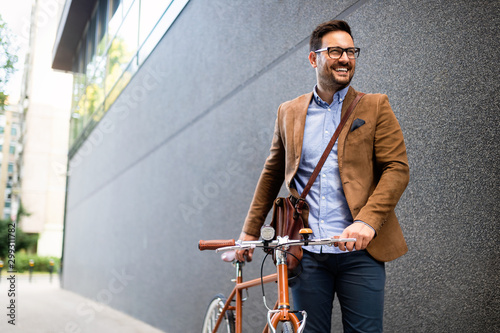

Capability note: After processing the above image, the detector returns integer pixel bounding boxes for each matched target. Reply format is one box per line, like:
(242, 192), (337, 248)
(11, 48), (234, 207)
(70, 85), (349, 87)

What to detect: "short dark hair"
(309, 20), (353, 52)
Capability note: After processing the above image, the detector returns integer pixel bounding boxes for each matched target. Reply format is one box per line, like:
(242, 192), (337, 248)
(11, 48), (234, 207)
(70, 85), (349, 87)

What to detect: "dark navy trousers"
(290, 249), (385, 332)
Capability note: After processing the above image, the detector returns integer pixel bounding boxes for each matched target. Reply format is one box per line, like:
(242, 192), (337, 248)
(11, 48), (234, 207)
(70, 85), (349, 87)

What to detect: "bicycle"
(199, 227), (356, 333)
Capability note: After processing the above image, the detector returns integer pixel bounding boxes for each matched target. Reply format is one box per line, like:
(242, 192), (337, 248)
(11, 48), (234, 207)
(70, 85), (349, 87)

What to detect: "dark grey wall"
(62, 0), (499, 332)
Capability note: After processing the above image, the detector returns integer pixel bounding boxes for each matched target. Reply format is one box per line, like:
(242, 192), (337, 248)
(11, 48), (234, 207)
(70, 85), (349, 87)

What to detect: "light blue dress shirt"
(292, 86), (354, 254)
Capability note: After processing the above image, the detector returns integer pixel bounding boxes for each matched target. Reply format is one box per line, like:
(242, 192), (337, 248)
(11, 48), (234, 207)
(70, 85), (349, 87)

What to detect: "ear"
(308, 51), (317, 68)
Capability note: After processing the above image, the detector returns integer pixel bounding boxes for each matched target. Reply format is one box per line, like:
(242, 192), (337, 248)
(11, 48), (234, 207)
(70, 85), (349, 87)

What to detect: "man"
(235, 20), (409, 332)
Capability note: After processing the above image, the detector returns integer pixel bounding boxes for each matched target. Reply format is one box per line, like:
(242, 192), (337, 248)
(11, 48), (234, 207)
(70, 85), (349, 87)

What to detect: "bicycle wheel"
(279, 321), (294, 333)
(202, 294), (235, 333)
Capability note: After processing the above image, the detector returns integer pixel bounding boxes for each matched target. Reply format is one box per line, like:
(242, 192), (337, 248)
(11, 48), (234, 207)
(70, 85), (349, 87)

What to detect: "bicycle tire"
(279, 321), (294, 333)
(201, 293), (235, 333)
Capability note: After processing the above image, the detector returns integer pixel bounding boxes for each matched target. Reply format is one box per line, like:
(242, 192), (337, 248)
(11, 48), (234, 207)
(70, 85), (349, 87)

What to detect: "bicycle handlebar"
(198, 239), (236, 251)
(198, 236), (356, 252)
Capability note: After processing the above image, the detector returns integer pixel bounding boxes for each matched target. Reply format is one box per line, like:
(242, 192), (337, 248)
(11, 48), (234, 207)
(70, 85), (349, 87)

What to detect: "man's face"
(311, 31), (356, 90)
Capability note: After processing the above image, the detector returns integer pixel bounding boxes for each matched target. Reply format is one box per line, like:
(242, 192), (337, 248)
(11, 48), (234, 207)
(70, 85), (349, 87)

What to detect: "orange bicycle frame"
(211, 251), (302, 333)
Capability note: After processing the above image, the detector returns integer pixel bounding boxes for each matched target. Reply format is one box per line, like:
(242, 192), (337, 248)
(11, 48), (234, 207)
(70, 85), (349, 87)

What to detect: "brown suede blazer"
(242, 87), (410, 262)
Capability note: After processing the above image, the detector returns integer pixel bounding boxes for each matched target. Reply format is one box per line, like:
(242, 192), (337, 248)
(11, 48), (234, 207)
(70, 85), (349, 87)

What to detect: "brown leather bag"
(270, 195), (308, 270)
(268, 93), (365, 271)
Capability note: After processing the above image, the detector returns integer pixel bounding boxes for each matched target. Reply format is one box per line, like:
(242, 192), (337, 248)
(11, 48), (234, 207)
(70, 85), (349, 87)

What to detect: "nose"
(338, 50), (350, 63)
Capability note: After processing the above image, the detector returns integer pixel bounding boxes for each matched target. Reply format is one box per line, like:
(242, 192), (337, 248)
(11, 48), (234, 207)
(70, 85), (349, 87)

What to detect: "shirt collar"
(313, 85), (350, 107)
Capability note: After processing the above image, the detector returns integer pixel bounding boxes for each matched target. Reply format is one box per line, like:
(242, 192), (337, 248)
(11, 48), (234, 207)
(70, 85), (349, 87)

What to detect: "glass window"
(105, 57), (134, 110)
(139, 1), (172, 47)
(108, 0), (123, 40)
(110, 0), (121, 18)
(97, 0), (108, 55)
(69, 0), (190, 150)
(70, 41), (88, 145)
(122, 0), (134, 15)
(9, 145), (15, 155)
(86, 12), (97, 79)
(11, 127), (17, 136)
(103, 0), (140, 114)
(8, 163), (14, 173)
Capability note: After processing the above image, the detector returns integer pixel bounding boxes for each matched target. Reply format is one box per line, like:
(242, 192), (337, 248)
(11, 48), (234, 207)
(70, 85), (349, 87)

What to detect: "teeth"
(336, 68), (348, 72)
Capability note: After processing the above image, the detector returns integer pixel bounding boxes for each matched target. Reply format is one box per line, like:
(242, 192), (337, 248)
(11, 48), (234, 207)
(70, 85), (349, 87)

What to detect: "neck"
(316, 83), (347, 104)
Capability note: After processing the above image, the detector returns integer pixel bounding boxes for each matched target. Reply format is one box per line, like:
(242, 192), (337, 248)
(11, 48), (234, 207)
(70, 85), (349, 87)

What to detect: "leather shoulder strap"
(298, 93), (365, 202)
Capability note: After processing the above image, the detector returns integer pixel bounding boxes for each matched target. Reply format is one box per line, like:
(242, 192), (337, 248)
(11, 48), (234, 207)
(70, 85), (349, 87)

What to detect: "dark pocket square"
(350, 118), (365, 132)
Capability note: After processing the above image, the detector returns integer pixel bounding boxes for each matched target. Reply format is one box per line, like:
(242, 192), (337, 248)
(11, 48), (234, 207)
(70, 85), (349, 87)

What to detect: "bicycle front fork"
(266, 248), (307, 332)
(266, 310), (307, 333)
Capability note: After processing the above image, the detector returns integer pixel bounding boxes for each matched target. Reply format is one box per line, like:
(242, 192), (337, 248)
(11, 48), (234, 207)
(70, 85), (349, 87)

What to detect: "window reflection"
(105, 0), (139, 103)
(139, 1), (173, 46)
(69, 0), (190, 152)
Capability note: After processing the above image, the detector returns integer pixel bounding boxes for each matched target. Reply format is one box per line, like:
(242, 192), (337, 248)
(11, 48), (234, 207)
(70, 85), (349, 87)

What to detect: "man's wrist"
(239, 231), (259, 241)
(354, 220), (376, 235)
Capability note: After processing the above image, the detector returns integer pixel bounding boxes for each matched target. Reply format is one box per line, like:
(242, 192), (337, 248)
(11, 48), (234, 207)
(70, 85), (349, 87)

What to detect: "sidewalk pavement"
(0, 273), (165, 333)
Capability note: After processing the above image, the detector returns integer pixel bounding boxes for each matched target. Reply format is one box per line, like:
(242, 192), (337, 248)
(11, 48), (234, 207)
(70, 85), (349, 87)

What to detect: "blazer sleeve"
(242, 107), (286, 237)
(354, 94), (410, 232)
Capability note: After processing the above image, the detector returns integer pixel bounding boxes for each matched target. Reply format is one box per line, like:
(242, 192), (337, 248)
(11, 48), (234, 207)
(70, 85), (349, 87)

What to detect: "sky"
(0, 0), (35, 104)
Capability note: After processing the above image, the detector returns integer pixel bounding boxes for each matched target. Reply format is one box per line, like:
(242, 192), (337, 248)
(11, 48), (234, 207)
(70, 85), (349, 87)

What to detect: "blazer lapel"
(338, 87), (359, 160)
(340, 87), (357, 119)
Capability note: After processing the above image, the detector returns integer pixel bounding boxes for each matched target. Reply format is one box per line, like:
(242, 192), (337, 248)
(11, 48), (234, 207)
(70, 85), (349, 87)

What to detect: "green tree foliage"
(0, 202), (38, 260)
(0, 219), (38, 260)
(0, 14), (19, 109)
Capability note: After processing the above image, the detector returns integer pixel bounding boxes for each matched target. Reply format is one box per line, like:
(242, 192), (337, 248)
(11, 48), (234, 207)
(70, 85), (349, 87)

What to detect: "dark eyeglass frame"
(314, 47), (361, 59)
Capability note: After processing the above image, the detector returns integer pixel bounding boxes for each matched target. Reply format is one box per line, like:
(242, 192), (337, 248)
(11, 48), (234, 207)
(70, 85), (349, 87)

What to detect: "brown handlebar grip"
(198, 239), (236, 251)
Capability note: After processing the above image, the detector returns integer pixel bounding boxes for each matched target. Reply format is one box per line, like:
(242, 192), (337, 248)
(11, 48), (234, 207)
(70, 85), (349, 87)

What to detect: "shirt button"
(328, 108), (331, 111)
(321, 220), (325, 223)
(322, 196), (325, 200)
(322, 174), (326, 178)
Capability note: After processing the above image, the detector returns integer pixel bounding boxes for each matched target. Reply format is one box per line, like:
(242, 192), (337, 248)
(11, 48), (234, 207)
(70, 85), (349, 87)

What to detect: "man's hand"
(234, 232), (259, 262)
(338, 222), (375, 252)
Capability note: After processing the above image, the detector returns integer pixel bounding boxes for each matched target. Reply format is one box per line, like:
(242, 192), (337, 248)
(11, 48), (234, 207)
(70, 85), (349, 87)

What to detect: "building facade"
(0, 105), (22, 222)
(53, 0), (499, 332)
(17, 0), (73, 256)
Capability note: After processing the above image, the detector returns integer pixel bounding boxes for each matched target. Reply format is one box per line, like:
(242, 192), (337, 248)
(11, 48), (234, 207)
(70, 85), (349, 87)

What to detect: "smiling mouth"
(335, 68), (348, 73)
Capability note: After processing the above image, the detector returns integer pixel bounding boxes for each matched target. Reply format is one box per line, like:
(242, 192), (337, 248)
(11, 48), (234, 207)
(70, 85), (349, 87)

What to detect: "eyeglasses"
(314, 47), (360, 59)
